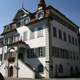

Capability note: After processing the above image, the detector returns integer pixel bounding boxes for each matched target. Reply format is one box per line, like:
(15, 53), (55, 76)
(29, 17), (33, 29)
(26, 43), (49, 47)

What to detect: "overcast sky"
(0, 0), (80, 33)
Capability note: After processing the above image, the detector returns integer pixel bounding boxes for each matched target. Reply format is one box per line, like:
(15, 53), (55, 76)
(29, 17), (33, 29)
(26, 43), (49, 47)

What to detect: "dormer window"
(17, 16), (30, 27)
(38, 11), (44, 19)
(13, 8), (31, 26)
(20, 18), (25, 26)
(25, 16), (30, 24)
(36, 11), (44, 20)
(4, 24), (10, 32)
(38, 6), (43, 10)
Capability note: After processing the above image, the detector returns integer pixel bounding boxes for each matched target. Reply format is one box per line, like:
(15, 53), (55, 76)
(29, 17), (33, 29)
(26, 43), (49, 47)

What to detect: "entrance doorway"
(8, 66), (13, 77)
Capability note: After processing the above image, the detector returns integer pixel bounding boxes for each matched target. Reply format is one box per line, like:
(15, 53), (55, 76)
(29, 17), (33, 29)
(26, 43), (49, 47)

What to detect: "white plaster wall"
(17, 26), (28, 40)
(16, 22), (47, 78)
(50, 20), (80, 76)
(16, 25), (47, 48)
(25, 38), (46, 48)
(51, 20), (79, 56)
(0, 20), (47, 78)
(0, 48), (2, 55)
(0, 47), (6, 77)
(3, 46), (7, 54)
(18, 60), (35, 78)
(0, 62), (6, 77)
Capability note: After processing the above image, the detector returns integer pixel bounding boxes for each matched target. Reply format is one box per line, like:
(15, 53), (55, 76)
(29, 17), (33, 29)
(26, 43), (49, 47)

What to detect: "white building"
(0, 0), (80, 79)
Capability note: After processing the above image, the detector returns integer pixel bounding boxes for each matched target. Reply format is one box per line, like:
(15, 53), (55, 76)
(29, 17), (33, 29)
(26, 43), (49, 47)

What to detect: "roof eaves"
(47, 5), (79, 29)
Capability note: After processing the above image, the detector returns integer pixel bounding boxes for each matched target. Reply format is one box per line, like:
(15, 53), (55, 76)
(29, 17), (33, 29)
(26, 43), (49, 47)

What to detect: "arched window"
(8, 66), (13, 77)
(38, 64), (44, 73)
(58, 64), (63, 73)
(70, 66), (73, 75)
(75, 66), (79, 74)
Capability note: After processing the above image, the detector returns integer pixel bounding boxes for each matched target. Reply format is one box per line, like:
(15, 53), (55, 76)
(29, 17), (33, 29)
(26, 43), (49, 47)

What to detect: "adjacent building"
(79, 28), (80, 54)
(0, 0), (80, 79)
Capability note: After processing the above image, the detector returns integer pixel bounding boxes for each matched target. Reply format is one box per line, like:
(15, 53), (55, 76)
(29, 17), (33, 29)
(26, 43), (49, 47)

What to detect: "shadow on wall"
(0, 72), (4, 80)
(18, 43), (45, 79)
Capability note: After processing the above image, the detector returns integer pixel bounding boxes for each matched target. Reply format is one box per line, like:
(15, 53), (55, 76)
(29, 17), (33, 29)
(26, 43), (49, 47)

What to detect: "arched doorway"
(50, 65), (54, 78)
(58, 64), (63, 73)
(70, 66), (74, 76)
(75, 66), (79, 75)
(8, 66), (13, 77)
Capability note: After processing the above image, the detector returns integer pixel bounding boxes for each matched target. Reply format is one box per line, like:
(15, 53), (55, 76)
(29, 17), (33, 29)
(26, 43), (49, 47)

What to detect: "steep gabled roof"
(13, 8), (32, 21)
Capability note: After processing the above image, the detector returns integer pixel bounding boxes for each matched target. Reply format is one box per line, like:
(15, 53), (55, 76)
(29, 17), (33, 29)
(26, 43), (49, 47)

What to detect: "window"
(17, 22), (20, 27)
(38, 64), (44, 73)
(27, 49), (35, 58)
(50, 65), (54, 78)
(25, 17), (30, 24)
(35, 47), (45, 57)
(27, 47), (45, 58)
(52, 47), (55, 56)
(75, 38), (77, 46)
(37, 27), (43, 38)
(70, 66), (73, 75)
(8, 66), (13, 77)
(13, 35), (20, 42)
(8, 37), (13, 44)
(30, 29), (35, 39)
(75, 66), (79, 74)
(52, 47), (71, 59)
(58, 64), (63, 73)
(4, 25), (10, 32)
(59, 29), (62, 40)
(4, 38), (8, 44)
(72, 37), (74, 45)
(18, 48), (25, 60)
(18, 53), (23, 60)
(50, 65), (53, 71)
(38, 11), (44, 19)
(54, 47), (57, 57)
(56, 48), (59, 57)
(20, 18), (25, 26)
(39, 47), (43, 57)
(65, 50), (69, 59)
(68, 35), (71, 43)
(53, 27), (57, 37)
(24, 31), (27, 41)
(63, 32), (67, 41)
(60, 49), (63, 58)
(73, 52), (75, 60)
(39, 47), (45, 57)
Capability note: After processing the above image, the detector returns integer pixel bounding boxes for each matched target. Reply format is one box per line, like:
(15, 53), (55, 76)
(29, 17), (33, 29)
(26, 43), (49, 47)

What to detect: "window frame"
(59, 29), (62, 40)
(53, 27), (57, 38)
(63, 32), (67, 41)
